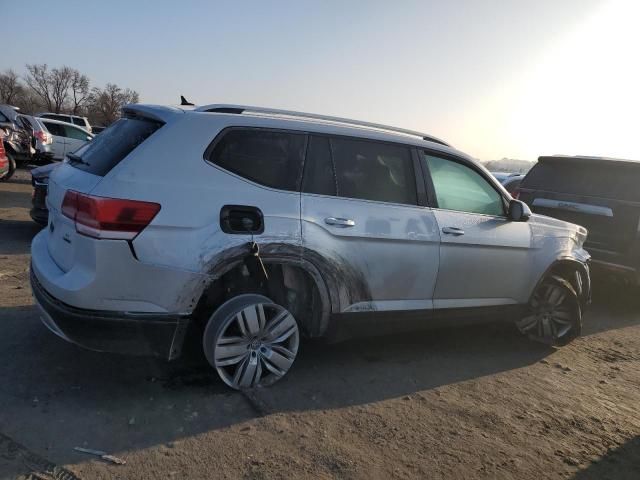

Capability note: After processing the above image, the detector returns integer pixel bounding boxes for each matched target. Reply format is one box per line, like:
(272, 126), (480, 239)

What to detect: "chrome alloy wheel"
(516, 276), (579, 345)
(211, 300), (299, 389)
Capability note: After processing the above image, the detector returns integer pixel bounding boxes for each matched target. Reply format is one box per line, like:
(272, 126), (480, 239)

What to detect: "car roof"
(124, 103), (469, 158)
(39, 117), (92, 134)
(38, 112), (87, 120)
(538, 155), (640, 166)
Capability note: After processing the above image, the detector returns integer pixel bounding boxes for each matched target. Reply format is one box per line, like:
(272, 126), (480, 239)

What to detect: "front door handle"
(325, 217), (355, 227)
(442, 226), (464, 235)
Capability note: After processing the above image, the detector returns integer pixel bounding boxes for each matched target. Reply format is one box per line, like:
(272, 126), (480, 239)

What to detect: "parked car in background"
(39, 118), (93, 160)
(491, 172), (524, 195)
(517, 155), (640, 284)
(30, 162), (61, 226)
(38, 113), (92, 133)
(17, 114), (54, 163)
(30, 103), (591, 391)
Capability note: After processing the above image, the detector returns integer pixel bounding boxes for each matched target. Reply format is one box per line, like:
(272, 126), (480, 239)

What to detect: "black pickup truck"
(517, 155), (640, 284)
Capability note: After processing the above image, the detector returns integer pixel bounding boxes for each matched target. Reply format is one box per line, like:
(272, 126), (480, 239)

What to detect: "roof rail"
(194, 104), (450, 147)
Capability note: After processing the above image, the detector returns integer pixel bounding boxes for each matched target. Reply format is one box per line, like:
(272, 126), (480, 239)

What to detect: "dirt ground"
(0, 169), (639, 480)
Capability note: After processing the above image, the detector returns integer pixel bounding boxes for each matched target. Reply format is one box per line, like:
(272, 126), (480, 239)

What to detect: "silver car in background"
(38, 118), (93, 160)
(30, 103), (591, 390)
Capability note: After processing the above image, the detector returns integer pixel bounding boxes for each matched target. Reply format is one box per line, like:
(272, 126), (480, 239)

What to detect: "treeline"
(0, 65), (139, 127)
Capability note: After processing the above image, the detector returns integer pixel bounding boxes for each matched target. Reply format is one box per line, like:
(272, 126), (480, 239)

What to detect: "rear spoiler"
(121, 104), (183, 124)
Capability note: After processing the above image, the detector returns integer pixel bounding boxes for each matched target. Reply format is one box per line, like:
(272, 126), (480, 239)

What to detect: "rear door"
(422, 152), (532, 308)
(41, 121), (66, 159)
(301, 134), (440, 313)
(518, 159), (640, 266)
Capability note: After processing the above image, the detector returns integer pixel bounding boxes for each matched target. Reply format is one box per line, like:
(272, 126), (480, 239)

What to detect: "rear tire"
(516, 275), (582, 346)
(0, 151), (16, 181)
(203, 294), (300, 390)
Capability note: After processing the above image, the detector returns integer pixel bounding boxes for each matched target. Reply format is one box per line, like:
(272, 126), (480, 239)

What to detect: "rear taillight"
(61, 190), (160, 240)
(35, 130), (52, 144)
(512, 189), (520, 200)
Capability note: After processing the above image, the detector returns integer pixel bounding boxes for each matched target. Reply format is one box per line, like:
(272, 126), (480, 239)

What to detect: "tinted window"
(67, 117), (162, 176)
(64, 125), (89, 141)
(522, 160), (640, 202)
(426, 154), (504, 216)
(72, 117), (86, 126)
(0, 112), (10, 122)
(330, 137), (416, 205)
(43, 121), (66, 137)
(209, 129), (306, 191)
(302, 136), (336, 196)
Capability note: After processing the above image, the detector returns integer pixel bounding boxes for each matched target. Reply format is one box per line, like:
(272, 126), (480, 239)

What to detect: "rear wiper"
(66, 153), (90, 166)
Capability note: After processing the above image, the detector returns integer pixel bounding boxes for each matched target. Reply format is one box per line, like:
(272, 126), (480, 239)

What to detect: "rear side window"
(43, 121), (65, 137)
(330, 137), (417, 205)
(208, 129), (306, 191)
(522, 160), (640, 202)
(302, 136), (336, 196)
(68, 117), (162, 176)
(72, 117), (86, 126)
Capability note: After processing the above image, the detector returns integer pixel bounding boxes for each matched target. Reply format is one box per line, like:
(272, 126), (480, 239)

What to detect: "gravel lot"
(1, 169), (639, 479)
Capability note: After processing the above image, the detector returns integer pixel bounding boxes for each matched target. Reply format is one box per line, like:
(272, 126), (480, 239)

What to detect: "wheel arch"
(530, 257), (591, 307)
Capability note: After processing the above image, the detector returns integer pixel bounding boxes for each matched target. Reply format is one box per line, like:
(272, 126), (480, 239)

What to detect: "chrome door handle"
(324, 217), (355, 227)
(442, 226), (464, 235)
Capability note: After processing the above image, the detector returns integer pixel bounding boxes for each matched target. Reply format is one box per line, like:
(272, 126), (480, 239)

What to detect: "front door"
(422, 152), (532, 308)
(301, 135), (440, 313)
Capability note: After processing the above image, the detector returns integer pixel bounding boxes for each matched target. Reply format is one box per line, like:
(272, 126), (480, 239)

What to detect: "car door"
(62, 124), (91, 155)
(301, 134), (440, 314)
(422, 151), (532, 309)
(41, 121), (66, 159)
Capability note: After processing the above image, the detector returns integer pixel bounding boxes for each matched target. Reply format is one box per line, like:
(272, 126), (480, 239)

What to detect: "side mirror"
(508, 199), (531, 222)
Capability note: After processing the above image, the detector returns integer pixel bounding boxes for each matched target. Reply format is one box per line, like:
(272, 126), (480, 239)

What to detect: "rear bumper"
(31, 268), (189, 359)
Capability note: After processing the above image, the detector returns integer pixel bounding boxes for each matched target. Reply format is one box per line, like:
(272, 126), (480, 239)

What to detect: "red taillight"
(34, 130), (52, 144)
(62, 190), (160, 240)
(512, 189), (521, 200)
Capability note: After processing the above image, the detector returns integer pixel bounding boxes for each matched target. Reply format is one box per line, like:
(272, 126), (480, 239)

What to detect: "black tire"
(516, 275), (582, 346)
(0, 151), (16, 181)
(203, 294), (300, 389)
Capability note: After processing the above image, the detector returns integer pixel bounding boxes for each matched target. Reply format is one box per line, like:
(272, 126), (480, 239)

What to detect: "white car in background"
(39, 118), (94, 160)
(38, 113), (92, 133)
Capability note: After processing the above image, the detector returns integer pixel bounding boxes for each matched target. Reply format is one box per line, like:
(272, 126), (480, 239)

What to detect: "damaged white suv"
(30, 104), (591, 389)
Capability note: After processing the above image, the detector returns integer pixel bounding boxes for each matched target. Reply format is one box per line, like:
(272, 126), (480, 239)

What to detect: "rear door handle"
(324, 217), (355, 227)
(442, 226), (464, 235)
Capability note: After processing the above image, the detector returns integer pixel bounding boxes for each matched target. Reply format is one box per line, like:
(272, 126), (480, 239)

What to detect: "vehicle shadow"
(0, 220), (41, 255)
(571, 436), (640, 480)
(0, 189), (33, 210)
(0, 303), (552, 470)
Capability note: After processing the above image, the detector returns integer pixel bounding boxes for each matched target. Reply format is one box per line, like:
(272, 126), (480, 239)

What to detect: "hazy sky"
(3, 0), (638, 161)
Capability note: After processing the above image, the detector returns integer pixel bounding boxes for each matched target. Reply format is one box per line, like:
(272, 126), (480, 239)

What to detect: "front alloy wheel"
(516, 275), (581, 346)
(203, 294), (300, 389)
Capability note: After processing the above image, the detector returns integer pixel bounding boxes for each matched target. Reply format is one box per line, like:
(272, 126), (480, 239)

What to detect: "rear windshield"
(68, 116), (162, 176)
(522, 160), (640, 202)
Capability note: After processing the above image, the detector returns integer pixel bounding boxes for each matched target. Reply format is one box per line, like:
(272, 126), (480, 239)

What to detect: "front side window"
(330, 137), (417, 205)
(208, 129), (306, 191)
(425, 154), (504, 216)
(64, 125), (89, 140)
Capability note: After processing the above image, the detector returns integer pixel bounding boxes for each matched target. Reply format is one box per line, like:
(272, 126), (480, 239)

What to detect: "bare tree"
(70, 70), (90, 115)
(87, 83), (140, 125)
(24, 64), (54, 112)
(0, 69), (24, 104)
(24, 64), (75, 113)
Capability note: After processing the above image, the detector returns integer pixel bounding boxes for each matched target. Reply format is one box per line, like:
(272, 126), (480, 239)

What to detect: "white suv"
(37, 113), (92, 133)
(30, 104), (591, 389)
